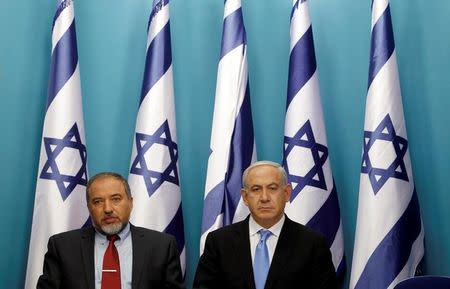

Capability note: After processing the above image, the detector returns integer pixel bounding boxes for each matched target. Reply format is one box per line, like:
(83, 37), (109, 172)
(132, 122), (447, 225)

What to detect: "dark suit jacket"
(36, 224), (184, 289)
(193, 216), (337, 289)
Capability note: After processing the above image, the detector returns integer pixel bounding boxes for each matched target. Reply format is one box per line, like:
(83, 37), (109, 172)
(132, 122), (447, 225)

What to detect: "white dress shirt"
(249, 215), (285, 265)
(94, 223), (133, 289)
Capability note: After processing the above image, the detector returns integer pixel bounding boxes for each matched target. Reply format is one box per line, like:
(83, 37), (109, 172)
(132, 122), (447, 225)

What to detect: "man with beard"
(37, 172), (184, 289)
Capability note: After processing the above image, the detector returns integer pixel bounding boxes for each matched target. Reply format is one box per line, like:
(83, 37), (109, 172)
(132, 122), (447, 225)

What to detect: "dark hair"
(86, 172), (131, 202)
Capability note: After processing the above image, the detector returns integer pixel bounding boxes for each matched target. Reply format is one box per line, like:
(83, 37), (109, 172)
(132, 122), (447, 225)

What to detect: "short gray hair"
(242, 160), (288, 188)
(86, 172), (132, 202)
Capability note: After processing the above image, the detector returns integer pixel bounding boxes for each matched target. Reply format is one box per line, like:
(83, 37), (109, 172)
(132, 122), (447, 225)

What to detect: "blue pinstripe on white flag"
(283, 0), (345, 276)
(25, 1), (89, 288)
(128, 0), (186, 274)
(349, 1), (424, 288)
(200, 0), (256, 254)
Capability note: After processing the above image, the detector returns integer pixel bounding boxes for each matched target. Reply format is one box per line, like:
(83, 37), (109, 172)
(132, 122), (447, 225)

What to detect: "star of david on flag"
(361, 113), (408, 194)
(283, 0), (345, 276)
(128, 0), (186, 274)
(40, 123), (87, 200)
(130, 120), (179, 196)
(25, 1), (90, 288)
(350, 1), (424, 288)
(284, 120), (328, 199)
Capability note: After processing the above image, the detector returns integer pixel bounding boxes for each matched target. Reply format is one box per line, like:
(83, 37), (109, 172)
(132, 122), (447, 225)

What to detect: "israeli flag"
(24, 1), (89, 288)
(349, 1), (424, 288)
(200, 0), (256, 254)
(283, 0), (345, 276)
(128, 0), (186, 274)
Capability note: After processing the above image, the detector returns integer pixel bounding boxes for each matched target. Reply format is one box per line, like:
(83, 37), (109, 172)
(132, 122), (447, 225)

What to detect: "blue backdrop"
(1, 0), (449, 288)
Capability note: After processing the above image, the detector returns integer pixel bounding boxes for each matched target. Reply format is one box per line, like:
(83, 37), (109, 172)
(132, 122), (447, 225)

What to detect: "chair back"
(394, 276), (450, 289)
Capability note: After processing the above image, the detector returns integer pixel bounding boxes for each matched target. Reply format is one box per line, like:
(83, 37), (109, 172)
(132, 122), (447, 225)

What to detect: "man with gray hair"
(37, 172), (184, 289)
(194, 160), (336, 289)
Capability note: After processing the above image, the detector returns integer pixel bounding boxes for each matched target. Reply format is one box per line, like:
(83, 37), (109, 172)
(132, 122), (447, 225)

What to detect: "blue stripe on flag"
(47, 21), (78, 109)
(336, 259), (346, 277)
(150, 0), (170, 19)
(164, 204), (186, 253)
(286, 26), (316, 106)
(354, 188), (422, 289)
(53, 0), (72, 27)
(148, 0), (170, 30)
(220, 8), (245, 58)
(290, 1), (298, 20)
(306, 181), (346, 275)
(140, 22), (172, 104)
(367, 6), (395, 88)
(290, 0), (308, 20)
(223, 83), (254, 225)
(201, 181), (225, 233)
(82, 217), (92, 228)
(306, 181), (340, 247)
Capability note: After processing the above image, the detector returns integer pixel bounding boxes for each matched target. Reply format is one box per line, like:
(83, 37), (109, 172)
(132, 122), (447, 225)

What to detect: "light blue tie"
(254, 229), (272, 289)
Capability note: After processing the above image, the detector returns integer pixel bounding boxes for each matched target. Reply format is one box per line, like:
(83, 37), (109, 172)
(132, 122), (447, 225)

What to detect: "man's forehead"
(89, 177), (125, 193)
(90, 191), (123, 198)
(248, 164), (280, 175)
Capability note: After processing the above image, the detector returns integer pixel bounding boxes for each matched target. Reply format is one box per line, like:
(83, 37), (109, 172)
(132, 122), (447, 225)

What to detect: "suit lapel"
(265, 217), (293, 289)
(235, 218), (257, 289)
(131, 225), (146, 289)
(81, 227), (96, 289)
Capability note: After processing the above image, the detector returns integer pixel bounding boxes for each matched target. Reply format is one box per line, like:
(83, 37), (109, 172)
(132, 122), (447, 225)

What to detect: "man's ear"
(241, 188), (249, 206)
(284, 184), (292, 203)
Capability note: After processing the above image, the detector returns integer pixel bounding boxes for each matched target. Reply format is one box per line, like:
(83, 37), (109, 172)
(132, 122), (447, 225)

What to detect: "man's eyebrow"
(250, 184), (262, 188)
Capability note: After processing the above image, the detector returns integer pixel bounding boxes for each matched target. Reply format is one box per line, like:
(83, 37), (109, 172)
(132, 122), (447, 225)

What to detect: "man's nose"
(260, 189), (270, 201)
(103, 200), (113, 213)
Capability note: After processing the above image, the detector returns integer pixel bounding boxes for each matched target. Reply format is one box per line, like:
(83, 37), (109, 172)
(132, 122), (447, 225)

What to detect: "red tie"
(101, 235), (121, 289)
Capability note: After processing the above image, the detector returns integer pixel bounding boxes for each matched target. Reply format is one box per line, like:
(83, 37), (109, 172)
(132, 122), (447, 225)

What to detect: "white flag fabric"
(199, 0), (256, 254)
(128, 0), (186, 274)
(283, 0), (345, 276)
(24, 1), (89, 288)
(349, 1), (424, 288)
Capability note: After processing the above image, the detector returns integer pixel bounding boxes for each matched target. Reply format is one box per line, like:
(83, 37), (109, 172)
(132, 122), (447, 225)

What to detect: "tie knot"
(258, 229), (271, 242)
(107, 234), (120, 242)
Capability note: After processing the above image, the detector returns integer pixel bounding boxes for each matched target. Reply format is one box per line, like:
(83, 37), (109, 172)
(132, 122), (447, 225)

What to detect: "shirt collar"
(249, 214), (285, 237)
